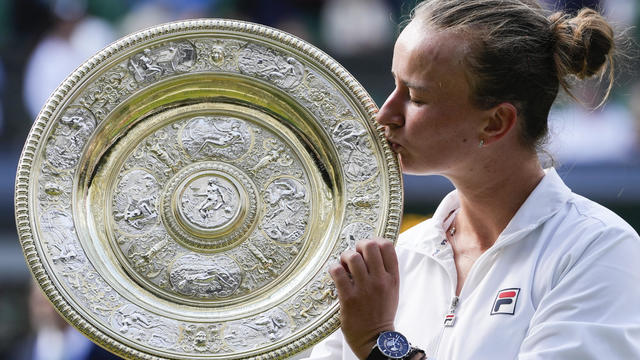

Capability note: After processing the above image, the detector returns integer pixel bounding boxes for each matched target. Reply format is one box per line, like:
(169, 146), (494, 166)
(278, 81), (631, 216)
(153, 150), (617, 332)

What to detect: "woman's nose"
(376, 90), (404, 127)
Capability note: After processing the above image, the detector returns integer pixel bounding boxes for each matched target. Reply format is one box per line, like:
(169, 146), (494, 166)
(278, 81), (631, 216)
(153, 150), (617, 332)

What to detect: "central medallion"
(162, 161), (258, 252)
(177, 174), (241, 233)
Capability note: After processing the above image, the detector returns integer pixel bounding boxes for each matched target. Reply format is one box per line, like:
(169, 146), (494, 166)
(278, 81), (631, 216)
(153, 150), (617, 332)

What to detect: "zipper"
(432, 295), (459, 357)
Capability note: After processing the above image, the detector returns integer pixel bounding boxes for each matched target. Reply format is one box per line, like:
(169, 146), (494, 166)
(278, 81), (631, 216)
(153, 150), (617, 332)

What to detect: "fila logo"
(443, 313), (456, 327)
(491, 288), (520, 315)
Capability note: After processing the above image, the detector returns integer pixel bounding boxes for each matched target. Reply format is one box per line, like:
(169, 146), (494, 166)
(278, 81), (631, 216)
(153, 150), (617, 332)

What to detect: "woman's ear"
(480, 102), (518, 145)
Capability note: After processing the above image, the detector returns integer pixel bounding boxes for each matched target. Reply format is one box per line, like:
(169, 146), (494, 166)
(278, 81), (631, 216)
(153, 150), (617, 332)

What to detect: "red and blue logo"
(443, 313), (456, 327)
(491, 288), (520, 315)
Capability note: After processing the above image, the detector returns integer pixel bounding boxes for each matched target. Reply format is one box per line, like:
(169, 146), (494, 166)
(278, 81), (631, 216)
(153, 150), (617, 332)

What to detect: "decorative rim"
(14, 18), (403, 359)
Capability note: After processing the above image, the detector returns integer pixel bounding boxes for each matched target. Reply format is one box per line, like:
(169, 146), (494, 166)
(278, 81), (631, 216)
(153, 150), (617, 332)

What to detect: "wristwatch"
(366, 331), (425, 360)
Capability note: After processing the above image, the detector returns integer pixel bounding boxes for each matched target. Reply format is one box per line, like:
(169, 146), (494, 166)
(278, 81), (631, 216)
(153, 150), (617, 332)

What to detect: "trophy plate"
(15, 19), (402, 359)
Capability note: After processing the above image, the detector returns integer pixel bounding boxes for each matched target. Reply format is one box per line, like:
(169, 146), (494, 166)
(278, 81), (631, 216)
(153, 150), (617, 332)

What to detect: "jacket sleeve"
(518, 227), (640, 359)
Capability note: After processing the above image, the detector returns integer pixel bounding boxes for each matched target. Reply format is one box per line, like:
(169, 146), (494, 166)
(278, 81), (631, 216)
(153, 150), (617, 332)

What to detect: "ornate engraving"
(38, 164), (73, 208)
(224, 308), (291, 350)
(261, 178), (309, 244)
(347, 180), (382, 223)
(192, 39), (245, 72)
(79, 63), (137, 120)
(333, 121), (378, 182)
(238, 44), (304, 89)
(296, 73), (355, 129)
(341, 222), (374, 248)
(112, 169), (160, 232)
(180, 324), (230, 353)
(285, 274), (336, 325)
(332, 222), (375, 263)
(61, 264), (123, 319)
(41, 209), (81, 264)
(17, 20), (401, 360)
(160, 161), (258, 251)
(252, 138), (294, 173)
(169, 254), (242, 299)
(45, 106), (97, 169)
(181, 116), (251, 160)
(179, 175), (240, 229)
(233, 235), (301, 294)
(110, 304), (177, 349)
(126, 235), (175, 280)
(128, 40), (196, 83)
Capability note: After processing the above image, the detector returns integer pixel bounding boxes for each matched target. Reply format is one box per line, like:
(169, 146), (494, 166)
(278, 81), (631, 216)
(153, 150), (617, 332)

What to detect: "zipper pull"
(443, 296), (459, 327)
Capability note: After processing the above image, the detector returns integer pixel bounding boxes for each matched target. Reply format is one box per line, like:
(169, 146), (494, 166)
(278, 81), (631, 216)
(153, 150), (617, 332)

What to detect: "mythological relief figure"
(238, 44), (304, 89)
(196, 178), (225, 218)
(113, 170), (160, 232)
(287, 274), (337, 322)
(128, 41), (195, 83)
(45, 107), (97, 169)
(252, 138), (294, 172)
(110, 304), (175, 349)
(182, 324), (228, 353)
(41, 209), (79, 263)
(180, 176), (239, 228)
(224, 309), (291, 349)
(168, 254), (242, 299)
(114, 195), (157, 229)
(192, 38), (245, 71)
(149, 142), (178, 176)
(261, 178), (308, 244)
(333, 121), (378, 182)
(181, 116), (250, 160)
(127, 238), (170, 278)
(347, 182), (382, 221)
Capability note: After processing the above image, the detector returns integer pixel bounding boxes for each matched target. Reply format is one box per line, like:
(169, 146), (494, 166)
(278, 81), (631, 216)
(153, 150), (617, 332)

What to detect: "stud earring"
(479, 139), (485, 148)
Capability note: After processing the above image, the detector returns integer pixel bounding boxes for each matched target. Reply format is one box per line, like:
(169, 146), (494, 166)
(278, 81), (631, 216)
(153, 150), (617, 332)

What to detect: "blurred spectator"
(0, 58), (4, 137)
(23, 0), (115, 120)
(8, 281), (121, 360)
(630, 82), (640, 155)
(539, 0), (600, 12)
(320, 0), (393, 56)
(548, 100), (637, 164)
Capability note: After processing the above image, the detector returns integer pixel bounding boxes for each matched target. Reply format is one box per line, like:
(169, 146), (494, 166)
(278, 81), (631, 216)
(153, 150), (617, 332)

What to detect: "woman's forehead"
(393, 22), (469, 82)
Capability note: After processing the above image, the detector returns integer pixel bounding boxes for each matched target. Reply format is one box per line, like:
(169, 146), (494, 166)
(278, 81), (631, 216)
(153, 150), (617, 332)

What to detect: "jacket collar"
(400, 168), (572, 254)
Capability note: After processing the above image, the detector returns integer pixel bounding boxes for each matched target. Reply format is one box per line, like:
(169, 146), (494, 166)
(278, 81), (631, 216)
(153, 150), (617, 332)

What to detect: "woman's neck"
(447, 152), (545, 250)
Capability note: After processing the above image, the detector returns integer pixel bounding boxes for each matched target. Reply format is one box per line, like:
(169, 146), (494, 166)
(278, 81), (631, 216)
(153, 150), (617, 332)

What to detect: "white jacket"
(307, 169), (640, 359)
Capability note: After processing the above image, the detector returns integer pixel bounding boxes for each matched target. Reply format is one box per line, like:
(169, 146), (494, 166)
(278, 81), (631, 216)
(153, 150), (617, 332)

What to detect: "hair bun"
(550, 8), (614, 79)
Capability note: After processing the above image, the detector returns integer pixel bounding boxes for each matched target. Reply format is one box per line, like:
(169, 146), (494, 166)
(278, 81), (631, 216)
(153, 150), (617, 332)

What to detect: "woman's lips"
(387, 139), (402, 153)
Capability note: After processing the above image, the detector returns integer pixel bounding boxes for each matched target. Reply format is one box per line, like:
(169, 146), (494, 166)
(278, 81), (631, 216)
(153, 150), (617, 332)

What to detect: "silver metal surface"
(15, 19), (402, 359)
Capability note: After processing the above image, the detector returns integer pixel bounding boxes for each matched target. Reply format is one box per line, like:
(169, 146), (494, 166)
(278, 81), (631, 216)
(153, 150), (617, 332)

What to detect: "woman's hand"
(329, 237), (400, 359)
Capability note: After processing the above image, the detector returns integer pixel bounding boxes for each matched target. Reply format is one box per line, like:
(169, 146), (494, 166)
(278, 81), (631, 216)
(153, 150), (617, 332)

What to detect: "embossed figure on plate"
(169, 254), (242, 299)
(182, 324), (229, 353)
(333, 120), (378, 182)
(181, 116), (250, 160)
(238, 44), (304, 89)
(110, 304), (176, 349)
(113, 169), (160, 232)
(252, 138), (294, 172)
(41, 209), (80, 264)
(224, 308), (291, 350)
(128, 41), (196, 83)
(45, 107), (97, 169)
(261, 178), (309, 244)
(179, 175), (240, 229)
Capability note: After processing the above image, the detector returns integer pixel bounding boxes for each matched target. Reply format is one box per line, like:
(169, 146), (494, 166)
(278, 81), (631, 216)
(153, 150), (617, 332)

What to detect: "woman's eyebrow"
(391, 71), (430, 92)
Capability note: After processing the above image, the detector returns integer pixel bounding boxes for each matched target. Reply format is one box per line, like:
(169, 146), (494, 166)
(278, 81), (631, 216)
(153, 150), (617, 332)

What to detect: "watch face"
(377, 331), (410, 359)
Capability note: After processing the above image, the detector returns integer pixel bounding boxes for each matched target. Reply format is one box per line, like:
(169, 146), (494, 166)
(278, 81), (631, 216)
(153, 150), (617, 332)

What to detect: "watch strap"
(366, 345), (426, 360)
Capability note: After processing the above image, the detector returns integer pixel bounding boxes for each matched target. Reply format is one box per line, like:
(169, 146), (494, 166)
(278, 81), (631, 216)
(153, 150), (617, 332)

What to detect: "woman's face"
(377, 21), (491, 176)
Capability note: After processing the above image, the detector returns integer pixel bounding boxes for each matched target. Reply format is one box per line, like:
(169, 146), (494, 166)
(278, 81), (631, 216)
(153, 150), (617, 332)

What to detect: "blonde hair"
(412, 0), (615, 149)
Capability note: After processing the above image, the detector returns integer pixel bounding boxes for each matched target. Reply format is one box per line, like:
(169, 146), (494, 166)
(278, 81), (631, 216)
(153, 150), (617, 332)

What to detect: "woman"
(308, 0), (640, 359)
